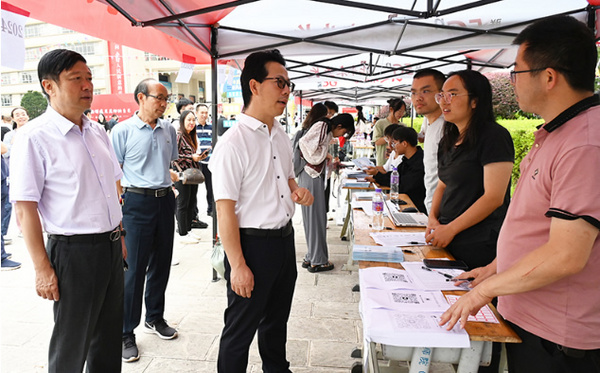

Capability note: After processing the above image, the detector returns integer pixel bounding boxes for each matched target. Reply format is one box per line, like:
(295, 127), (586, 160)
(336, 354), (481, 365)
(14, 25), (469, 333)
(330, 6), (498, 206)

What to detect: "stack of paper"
(359, 266), (470, 348)
(353, 245), (405, 263)
(370, 231), (427, 246)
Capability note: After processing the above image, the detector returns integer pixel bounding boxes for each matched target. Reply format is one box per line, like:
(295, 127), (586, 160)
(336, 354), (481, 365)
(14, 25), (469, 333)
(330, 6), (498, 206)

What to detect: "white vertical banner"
(174, 62), (194, 83)
(1, 2), (29, 70)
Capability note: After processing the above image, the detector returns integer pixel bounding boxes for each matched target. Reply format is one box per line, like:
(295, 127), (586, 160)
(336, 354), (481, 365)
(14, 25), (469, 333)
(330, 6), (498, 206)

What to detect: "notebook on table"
(384, 201), (429, 227)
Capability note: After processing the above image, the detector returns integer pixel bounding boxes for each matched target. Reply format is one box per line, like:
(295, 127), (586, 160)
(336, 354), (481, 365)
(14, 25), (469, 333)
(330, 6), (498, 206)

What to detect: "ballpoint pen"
(421, 265), (453, 279)
(447, 277), (476, 282)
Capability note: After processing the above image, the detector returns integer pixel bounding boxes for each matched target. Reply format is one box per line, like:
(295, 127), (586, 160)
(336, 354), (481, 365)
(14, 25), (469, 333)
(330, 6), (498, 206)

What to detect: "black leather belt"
(240, 220), (293, 238)
(48, 227), (122, 244)
(123, 187), (171, 197)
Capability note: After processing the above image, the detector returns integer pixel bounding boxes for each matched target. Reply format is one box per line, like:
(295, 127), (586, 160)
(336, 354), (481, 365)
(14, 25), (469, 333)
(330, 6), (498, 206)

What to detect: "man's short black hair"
(324, 101), (339, 113)
(392, 126), (418, 147)
(513, 15), (596, 92)
(241, 49), (286, 107)
(38, 49), (87, 99)
(384, 123), (402, 137)
(133, 78), (156, 105)
(196, 104), (209, 111)
(176, 98), (193, 114)
(413, 69), (446, 90)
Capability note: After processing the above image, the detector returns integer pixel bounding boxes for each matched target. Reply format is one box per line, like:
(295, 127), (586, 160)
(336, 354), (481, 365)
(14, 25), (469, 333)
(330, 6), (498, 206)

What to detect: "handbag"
(211, 237), (225, 277)
(174, 163), (205, 185)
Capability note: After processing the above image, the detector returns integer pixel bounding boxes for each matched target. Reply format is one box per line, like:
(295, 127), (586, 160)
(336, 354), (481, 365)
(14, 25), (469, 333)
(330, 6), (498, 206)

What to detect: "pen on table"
(447, 277), (476, 282)
(421, 265), (453, 279)
(408, 241), (425, 245)
(402, 249), (416, 254)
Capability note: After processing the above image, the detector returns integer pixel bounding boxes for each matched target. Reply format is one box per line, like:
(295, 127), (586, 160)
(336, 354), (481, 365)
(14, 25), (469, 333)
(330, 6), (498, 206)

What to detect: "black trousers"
(200, 162), (214, 214)
(46, 236), (123, 373)
(506, 321), (600, 373)
(122, 190), (176, 336)
(174, 181), (198, 235)
(217, 230), (297, 373)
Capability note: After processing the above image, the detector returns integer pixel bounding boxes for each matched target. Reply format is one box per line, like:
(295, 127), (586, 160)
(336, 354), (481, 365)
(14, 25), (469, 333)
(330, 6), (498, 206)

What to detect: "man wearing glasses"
(110, 78), (180, 363)
(411, 68), (446, 214)
(209, 49), (313, 372)
(440, 16), (600, 372)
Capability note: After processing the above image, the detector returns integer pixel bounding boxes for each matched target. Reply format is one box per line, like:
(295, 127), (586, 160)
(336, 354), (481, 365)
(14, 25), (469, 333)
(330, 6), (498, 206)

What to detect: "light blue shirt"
(110, 113), (178, 189)
(9, 106), (123, 235)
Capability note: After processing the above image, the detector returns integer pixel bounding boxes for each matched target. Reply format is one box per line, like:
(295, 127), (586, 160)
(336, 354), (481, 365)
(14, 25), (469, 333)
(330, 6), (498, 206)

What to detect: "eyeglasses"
(146, 94), (168, 103)
(434, 92), (470, 104)
(410, 89), (437, 98)
(509, 68), (547, 84)
(390, 140), (399, 147)
(263, 77), (295, 91)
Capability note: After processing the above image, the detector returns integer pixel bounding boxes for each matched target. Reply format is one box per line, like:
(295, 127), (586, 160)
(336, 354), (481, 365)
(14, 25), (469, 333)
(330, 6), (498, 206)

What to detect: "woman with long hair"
(173, 110), (206, 244)
(298, 113), (355, 272)
(372, 98), (406, 166)
(3, 107), (29, 160)
(291, 103), (328, 177)
(426, 70), (514, 270)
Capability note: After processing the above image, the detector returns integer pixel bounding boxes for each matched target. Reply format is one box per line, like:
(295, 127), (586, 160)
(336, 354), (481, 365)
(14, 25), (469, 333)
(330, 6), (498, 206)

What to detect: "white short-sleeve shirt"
(9, 106), (123, 235)
(209, 113), (295, 229)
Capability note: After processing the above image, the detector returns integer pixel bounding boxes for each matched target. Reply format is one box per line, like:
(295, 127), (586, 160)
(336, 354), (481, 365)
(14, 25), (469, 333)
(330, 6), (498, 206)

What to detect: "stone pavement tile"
(1, 321), (52, 348)
(289, 299), (312, 318)
(315, 271), (358, 288)
(287, 317), (359, 343)
(310, 340), (362, 369)
(178, 311), (224, 335)
(312, 300), (360, 320)
(293, 283), (356, 303)
(1, 345), (48, 372)
(329, 243), (350, 254)
(121, 357), (154, 373)
(133, 331), (217, 361)
(135, 359), (217, 373)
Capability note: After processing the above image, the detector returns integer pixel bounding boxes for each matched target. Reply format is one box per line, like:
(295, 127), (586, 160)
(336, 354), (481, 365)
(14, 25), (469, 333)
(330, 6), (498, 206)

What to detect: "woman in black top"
(425, 70), (514, 270)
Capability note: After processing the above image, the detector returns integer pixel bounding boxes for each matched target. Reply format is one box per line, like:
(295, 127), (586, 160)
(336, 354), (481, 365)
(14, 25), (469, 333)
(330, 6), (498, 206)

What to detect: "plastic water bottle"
(390, 167), (400, 203)
(371, 188), (385, 230)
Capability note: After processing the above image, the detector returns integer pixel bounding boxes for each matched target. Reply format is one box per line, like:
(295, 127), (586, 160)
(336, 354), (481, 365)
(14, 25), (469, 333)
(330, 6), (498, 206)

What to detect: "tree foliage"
(485, 72), (521, 119)
(20, 91), (47, 120)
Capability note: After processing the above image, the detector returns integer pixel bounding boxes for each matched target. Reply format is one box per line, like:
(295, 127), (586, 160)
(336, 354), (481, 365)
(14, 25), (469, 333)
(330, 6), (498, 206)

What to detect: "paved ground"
(0, 188), (456, 373)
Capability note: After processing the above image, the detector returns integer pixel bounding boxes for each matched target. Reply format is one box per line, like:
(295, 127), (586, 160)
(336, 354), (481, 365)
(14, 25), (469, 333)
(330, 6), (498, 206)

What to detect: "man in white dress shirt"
(10, 49), (126, 372)
(209, 49), (313, 373)
(411, 68), (446, 213)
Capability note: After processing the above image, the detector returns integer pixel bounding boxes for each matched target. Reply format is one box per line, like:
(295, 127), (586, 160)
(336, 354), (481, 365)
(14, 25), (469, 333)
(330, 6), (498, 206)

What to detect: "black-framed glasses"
(263, 77), (295, 91)
(509, 68), (547, 84)
(146, 94), (168, 102)
(434, 92), (470, 104)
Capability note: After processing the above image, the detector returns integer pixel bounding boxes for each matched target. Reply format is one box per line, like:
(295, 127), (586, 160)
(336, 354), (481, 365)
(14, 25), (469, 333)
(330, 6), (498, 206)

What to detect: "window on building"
(93, 89), (102, 96)
(72, 43), (97, 56)
(1, 95), (12, 107)
(144, 52), (170, 61)
(61, 27), (75, 34)
(1, 73), (12, 85)
(20, 72), (34, 84)
(25, 46), (50, 61)
(25, 23), (45, 38)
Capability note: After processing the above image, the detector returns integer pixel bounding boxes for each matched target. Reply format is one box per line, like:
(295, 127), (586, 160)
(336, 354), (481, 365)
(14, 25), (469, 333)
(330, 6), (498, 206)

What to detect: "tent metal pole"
(211, 25), (220, 282)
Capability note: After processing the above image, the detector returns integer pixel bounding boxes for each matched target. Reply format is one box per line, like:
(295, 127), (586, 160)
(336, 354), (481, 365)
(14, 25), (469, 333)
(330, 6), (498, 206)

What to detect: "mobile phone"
(423, 259), (469, 270)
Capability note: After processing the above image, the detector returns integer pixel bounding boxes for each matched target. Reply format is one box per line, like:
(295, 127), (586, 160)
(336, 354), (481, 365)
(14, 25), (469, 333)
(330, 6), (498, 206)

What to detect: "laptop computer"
(384, 200), (429, 227)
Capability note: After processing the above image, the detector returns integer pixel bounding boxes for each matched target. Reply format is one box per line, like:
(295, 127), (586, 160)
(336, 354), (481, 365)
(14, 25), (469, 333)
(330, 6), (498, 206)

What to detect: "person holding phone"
(173, 110), (206, 244)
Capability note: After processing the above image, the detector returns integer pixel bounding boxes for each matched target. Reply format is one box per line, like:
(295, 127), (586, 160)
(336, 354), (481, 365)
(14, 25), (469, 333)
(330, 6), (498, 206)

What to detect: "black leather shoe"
(191, 220), (208, 229)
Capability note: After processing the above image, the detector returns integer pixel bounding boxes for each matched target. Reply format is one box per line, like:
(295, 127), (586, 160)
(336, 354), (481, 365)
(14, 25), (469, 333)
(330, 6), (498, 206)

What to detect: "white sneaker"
(178, 234), (198, 244)
(189, 232), (202, 241)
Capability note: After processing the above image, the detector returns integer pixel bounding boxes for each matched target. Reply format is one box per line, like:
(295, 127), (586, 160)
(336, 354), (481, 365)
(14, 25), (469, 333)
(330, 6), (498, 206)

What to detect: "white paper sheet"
(359, 267), (419, 290)
(362, 308), (470, 348)
(401, 261), (470, 291)
(362, 288), (450, 313)
(369, 231), (427, 246)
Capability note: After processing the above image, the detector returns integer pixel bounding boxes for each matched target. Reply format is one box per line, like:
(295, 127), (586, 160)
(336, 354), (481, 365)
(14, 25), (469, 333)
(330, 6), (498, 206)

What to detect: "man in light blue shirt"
(110, 78), (179, 363)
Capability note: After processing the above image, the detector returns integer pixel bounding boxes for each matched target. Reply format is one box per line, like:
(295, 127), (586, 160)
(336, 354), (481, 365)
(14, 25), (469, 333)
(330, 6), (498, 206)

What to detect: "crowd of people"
(2, 14), (599, 373)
